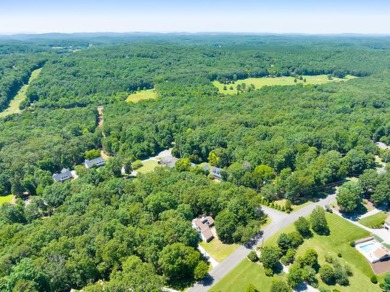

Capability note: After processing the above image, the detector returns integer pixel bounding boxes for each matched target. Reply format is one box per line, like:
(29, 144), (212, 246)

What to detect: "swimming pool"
(359, 242), (376, 253)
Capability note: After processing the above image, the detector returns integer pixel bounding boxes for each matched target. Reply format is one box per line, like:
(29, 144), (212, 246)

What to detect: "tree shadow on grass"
(274, 262), (284, 275)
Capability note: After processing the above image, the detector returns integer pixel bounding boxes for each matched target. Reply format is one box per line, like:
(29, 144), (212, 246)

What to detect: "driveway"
(188, 194), (336, 292)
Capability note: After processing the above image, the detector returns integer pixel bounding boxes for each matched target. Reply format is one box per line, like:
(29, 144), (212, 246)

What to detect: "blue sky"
(1, 0), (390, 34)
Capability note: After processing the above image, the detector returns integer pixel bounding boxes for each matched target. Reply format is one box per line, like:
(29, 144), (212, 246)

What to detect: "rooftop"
(85, 156), (105, 168)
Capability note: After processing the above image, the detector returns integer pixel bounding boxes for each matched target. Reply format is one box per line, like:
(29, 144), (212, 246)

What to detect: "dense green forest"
(0, 35), (390, 290)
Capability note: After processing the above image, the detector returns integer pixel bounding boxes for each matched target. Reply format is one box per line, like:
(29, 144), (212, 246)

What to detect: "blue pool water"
(360, 242), (376, 253)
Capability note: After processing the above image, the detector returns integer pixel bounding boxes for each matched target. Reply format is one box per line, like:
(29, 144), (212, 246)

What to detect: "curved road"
(188, 194), (336, 292)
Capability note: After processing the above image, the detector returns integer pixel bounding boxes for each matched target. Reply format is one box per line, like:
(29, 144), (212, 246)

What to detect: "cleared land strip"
(0, 68), (42, 118)
(188, 194), (336, 292)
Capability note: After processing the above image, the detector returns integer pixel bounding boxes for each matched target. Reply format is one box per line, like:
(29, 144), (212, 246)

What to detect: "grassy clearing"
(210, 259), (286, 292)
(274, 199), (311, 212)
(200, 237), (239, 263)
(126, 89), (158, 103)
(358, 212), (388, 228)
(0, 195), (14, 205)
(0, 68), (42, 118)
(213, 75), (356, 95)
(136, 160), (159, 174)
(213, 213), (379, 292)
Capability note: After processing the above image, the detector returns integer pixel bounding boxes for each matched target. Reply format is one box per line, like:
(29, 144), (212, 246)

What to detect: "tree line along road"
(188, 194), (337, 292)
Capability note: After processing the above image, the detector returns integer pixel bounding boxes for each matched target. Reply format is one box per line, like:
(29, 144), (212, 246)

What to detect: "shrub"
(325, 254), (334, 264)
(310, 206), (329, 235)
(285, 249), (296, 264)
(280, 256), (289, 266)
(194, 261), (209, 280)
(245, 284), (258, 292)
(247, 251), (258, 262)
(264, 267), (274, 277)
(285, 200), (292, 211)
(270, 280), (291, 292)
(294, 217), (312, 238)
(320, 265), (335, 285)
(370, 275), (378, 284)
(132, 160), (143, 170)
(259, 246), (282, 270)
(337, 253), (342, 258)
(349, 241), (355, 247)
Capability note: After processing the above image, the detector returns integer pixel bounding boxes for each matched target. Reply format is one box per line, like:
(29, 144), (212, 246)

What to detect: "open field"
(200, 237), (239, 263)
(213, 213), (380, 292)
(0, 68), (42, 118)
(359, 212), (388, 228)
(126, 89), (158, 103)
(210, 259), (286, 292)
(0, 195), (14, 205)
(213, 74), (357, 95)
(136, 160), (159, 174)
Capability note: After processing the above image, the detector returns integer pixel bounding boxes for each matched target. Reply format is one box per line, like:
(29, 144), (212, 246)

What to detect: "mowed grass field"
(213, 74), (357, 95)
(0, 195), (14, 205)
(126, 89), (158, 103)
(358, 212), (388, 228)
(212, 213), (380, 292)
(209, 259), (286, 292)
(136, 160), (159, 174)
(200, 237), (239, 262)
(0, 68), (42, 118)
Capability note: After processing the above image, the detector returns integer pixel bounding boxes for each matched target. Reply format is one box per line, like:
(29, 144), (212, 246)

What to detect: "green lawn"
(200, 237), (239, 263)
(213, 213), (380, 292)
(0, 195), (14, 205)
(213, 75), (356, 95)
(126, 89), (158, 103)
(210, 259), (286, 292)
(136, 160), (159, 174)
(0, 68), (42, 118)
(358, 212), (388, 228)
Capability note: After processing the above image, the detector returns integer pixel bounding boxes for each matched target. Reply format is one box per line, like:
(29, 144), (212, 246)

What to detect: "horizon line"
(1, 31), (390, 37)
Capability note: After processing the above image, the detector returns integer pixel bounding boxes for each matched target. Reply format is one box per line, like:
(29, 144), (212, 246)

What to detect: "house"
(158, 157), (178, 168)
(192, 216), (215, 242)
(385, 215), (390, 230)
(203, 165), (223, 179)
(84, 157), (105, 169)
(53, 168), (73, 183)
(376, 142), (388, 150)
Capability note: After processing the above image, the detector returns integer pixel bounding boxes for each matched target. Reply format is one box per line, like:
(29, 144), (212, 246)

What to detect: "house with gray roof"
(52, 168), (73, 183)
(84, 157), (105, 169)
(158, 157), (179, 168)
(203, 165), (223, 179)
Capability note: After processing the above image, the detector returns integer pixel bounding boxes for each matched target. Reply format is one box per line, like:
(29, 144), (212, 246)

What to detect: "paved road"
(188, 194), (336, 292)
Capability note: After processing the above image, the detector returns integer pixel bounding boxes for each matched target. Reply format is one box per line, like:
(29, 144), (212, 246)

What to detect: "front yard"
(212, 213), (382, 292)
(359, 212), (388, 228)
(200, 237), (239, 263)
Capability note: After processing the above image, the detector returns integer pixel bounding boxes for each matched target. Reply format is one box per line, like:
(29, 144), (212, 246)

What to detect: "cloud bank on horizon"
(1, 0), (390, 34)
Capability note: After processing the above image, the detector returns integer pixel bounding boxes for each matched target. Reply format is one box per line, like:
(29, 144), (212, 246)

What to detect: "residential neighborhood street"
(188, 194), (336, 292)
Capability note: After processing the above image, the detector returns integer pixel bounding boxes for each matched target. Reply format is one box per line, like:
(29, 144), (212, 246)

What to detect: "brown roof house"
(192, 216), (215, 242)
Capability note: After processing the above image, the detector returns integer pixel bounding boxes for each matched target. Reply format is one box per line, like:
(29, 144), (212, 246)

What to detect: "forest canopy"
(0, 34), (390, 290)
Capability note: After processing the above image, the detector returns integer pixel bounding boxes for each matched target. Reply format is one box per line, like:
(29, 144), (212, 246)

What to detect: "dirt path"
(97, 106), (104, 128)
